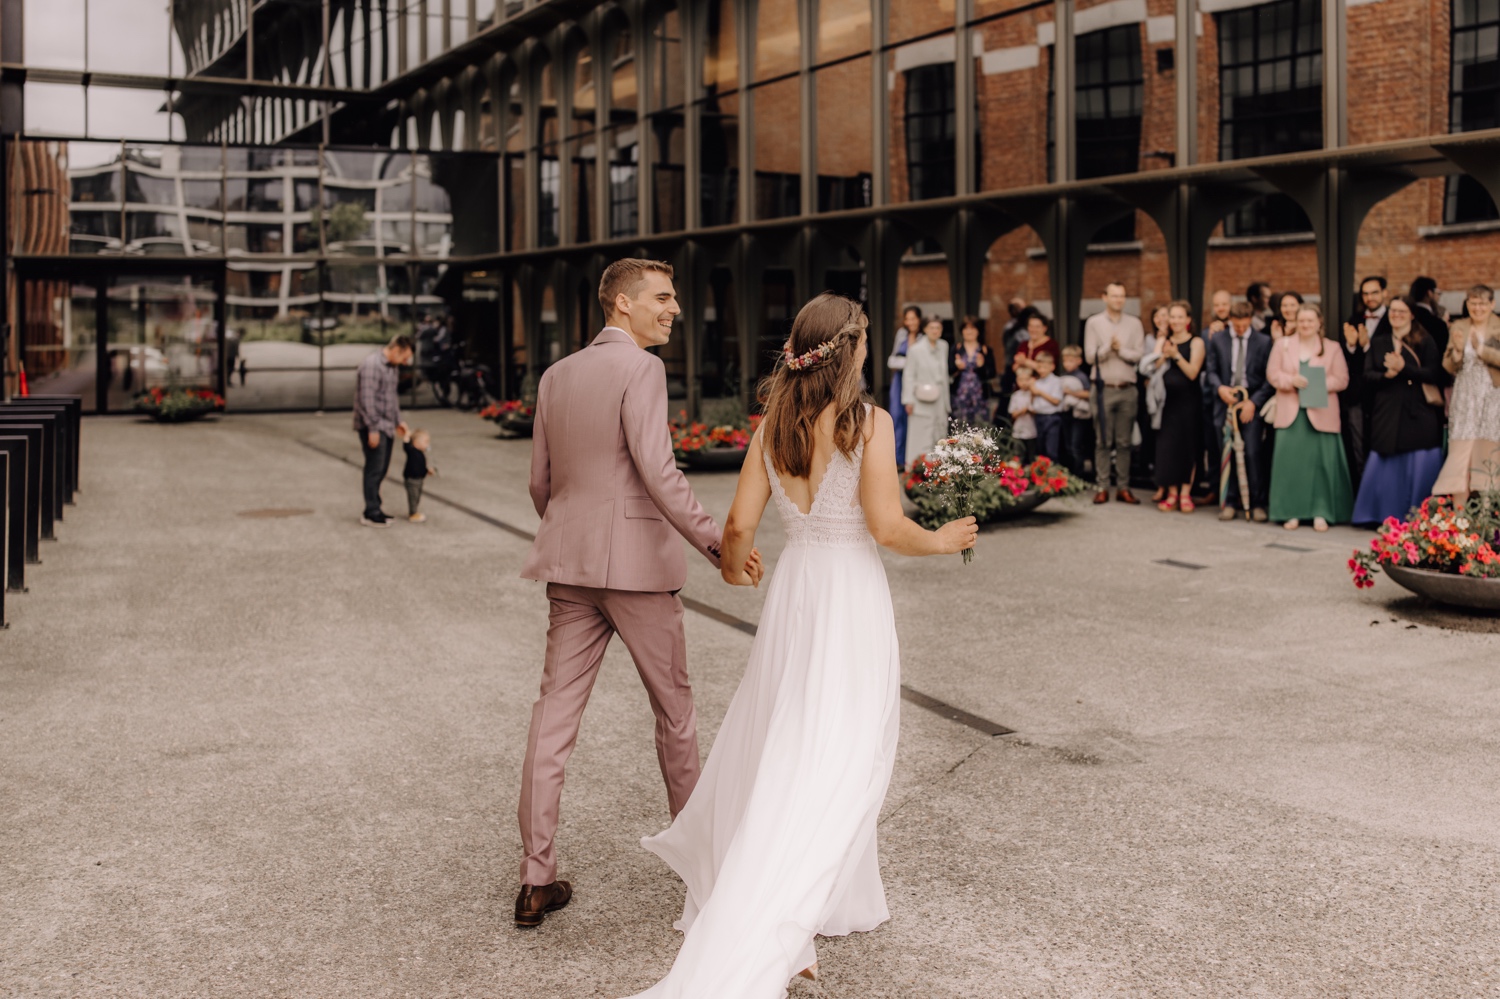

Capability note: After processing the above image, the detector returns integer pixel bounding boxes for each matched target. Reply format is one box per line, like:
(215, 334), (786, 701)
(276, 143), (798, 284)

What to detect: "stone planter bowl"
(499, 415), (534, 437)
(985, 489), (1050, 521)
(1384, 563), (1500, 612)
(680, 447), (747, 471)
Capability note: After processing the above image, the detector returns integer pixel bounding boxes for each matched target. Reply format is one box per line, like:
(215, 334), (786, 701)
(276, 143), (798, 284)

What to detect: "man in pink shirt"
(514, 258), (762, 927)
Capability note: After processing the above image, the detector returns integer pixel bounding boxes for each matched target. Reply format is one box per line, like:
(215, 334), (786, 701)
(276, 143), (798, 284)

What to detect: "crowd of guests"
(887, 277), (1500, 530)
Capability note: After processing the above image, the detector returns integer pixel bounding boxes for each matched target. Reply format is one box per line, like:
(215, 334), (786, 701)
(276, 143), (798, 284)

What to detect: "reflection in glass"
(574, 133), (598, 243)
(651, 109), (686, 233)
(88, 0), (184, 76)
(651, 3), (686, 113)
(901, 58), (956, 202)
(753, 77), (801, 219)
(816, 57), (873, 211)
(88, 87), (181, 142)
(417, 152), (497, 255)
(700, 92), (740, 227)
(704, 0), (739, 92)
(25, 0), (85, 70)
(104, 274), (217, 412)
(888, 0), (955, 47)
(975, 12), (1052, 192)
(226, 262), (322, 411)
(701, 266), (741, 400)
(818, 0), (872, 64)
(24, 84), (86, 137)
(609, 127), (640, 238)
(755, 0), (800, 81)
(19, 279), (98, 410)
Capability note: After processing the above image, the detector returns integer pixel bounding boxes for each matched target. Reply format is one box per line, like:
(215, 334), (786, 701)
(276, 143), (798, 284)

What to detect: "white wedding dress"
(624, 428), (902, 999)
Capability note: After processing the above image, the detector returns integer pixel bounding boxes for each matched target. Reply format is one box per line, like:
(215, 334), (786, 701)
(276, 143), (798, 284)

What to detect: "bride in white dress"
(623, 293), (977, 998)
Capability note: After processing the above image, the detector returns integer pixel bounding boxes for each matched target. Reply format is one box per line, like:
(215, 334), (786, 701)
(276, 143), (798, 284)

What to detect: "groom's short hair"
(599, 258), (674, 318)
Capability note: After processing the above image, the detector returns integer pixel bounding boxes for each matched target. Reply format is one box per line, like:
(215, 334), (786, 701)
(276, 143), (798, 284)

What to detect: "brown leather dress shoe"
(515, 880), (573, 928)
(1093, 489), (1110, 504)
(1116, 489), (1141, 505)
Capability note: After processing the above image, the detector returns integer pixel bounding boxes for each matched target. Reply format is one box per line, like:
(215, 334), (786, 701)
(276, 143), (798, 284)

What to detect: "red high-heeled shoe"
(1157, 494), (1179, 512)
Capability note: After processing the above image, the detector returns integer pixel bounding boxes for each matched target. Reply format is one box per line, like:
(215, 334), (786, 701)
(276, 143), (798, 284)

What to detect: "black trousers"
(359, 431), (393, 518)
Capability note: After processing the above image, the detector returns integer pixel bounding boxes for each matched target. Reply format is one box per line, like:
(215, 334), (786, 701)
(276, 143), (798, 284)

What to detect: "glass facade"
(5, 0), (1500, 417)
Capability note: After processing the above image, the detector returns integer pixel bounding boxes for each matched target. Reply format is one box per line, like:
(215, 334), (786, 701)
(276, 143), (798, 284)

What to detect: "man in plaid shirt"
(353, 335), (415, 526)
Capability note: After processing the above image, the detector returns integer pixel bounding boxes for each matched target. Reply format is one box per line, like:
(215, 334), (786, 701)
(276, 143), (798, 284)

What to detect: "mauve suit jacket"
(1266, 335), (1349, 433)
(520, 327), (722, 592)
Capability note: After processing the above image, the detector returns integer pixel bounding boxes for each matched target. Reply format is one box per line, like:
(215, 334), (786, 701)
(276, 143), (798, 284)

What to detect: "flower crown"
(782, 338), (839, 371)
(781, 315), (868, 373)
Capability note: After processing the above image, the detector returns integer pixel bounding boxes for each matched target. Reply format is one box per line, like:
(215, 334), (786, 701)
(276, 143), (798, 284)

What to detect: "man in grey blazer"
(514, 258), (762, 927)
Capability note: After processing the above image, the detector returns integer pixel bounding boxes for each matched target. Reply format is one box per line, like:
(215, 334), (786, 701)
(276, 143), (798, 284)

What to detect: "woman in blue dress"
(887, 305), (922, 469)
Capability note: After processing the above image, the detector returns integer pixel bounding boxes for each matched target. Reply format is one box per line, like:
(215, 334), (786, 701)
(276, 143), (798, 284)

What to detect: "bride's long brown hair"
(758, 292), (871, 479)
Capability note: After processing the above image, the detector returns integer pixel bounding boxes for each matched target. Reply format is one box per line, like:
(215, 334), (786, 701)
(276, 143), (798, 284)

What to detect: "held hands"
(934, 516), (979, 555)
(1237, 400), (1257, 425)
(1217, 385), (1239, 405)
(725, 547), (765, 588)
(1384, 350), (1405, 376)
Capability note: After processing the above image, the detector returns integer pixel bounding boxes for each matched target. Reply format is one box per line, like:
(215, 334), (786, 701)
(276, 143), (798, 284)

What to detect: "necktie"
(1231, 335), (1245, 388)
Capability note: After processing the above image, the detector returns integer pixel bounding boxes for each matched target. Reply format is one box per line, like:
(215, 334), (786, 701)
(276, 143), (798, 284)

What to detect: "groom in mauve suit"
(514, 258), (762, 928)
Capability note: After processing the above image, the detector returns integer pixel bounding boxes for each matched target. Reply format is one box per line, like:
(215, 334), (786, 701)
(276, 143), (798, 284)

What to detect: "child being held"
(1008, 370), (1039, 461)
(401, 428), (436, 523)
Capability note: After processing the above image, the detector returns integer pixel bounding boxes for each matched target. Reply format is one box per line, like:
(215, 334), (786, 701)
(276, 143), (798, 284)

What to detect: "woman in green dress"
(1266, 304), (1354, 531)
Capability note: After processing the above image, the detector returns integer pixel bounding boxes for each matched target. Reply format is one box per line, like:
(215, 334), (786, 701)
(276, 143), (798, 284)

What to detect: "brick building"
(4, 0), (1499, 414)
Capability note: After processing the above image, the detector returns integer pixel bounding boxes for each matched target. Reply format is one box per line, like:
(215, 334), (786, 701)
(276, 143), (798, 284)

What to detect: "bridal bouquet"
(913, 425), (1006, 563)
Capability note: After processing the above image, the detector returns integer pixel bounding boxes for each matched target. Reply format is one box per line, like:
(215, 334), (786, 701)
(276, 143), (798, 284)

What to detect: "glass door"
(104, 273), (219, 412)
(18, 278), (101, 411)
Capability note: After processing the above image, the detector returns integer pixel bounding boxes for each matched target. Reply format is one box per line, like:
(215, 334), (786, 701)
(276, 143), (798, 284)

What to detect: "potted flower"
(480, 400), (535, 437)
(905, 453), (1089, 528)
(134, 385), (226, 423)
(1348, 493), (1500, 611)
(670, 411), (763, 470)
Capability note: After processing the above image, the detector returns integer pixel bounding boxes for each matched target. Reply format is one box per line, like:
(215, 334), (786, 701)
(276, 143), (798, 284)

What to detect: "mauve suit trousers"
(517, 326), (722, 887)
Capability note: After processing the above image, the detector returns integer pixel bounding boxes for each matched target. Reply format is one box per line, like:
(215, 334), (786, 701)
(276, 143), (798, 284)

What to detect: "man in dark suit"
(1204, 302), (1275, 521)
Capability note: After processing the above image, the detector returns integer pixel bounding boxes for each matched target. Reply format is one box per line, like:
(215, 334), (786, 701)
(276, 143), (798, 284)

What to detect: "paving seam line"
(296, 437), (1016, 739)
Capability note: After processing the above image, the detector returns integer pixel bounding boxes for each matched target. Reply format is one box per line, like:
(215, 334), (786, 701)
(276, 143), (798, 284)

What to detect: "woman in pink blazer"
(1266, 303), (1355, 531)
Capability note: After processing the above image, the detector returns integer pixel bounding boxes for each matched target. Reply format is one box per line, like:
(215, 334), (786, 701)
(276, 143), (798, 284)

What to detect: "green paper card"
(1299, 361), (1328, 410)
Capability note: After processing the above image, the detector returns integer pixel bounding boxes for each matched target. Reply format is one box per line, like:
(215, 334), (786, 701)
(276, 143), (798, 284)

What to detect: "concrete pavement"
(1, 409), (1497, 997)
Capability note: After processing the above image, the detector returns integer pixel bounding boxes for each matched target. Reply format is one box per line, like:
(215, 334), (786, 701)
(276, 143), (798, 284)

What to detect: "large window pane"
(889, 0), (955, 46)
(324, 149), (415, 255)
(88, 0), (185, 76)
(19, 278), (98, 410)
(226, 262), (323, 411)
(975, 9), (1052, 192)
(816, 57), (873, 211)
(700, 92), (740, 227)
(24, 84), (86, 138)
(417, 152), (497, 255)
(651, 110), (686, 233)
(607, 126), (640, 238)
(755, 0), (800, 81)
(890, 38), (956, 203)
(704, 0), (739, 93)
(752, 77), (801, 219)
(64, 143), (125, 255)
(650, 3), (686, 112)
(819, 0), (872, 64)
(25, 0), (85, 70)
(88, 87), (182, 142)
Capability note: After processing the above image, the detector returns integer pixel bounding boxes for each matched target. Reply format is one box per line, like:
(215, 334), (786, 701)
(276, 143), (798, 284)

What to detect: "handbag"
(915, 382), (941, 404)
(1402, 343), (1444, 406)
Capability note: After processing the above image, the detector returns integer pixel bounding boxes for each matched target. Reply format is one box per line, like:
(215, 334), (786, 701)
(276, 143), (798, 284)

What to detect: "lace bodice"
(763, 433), (875, 550)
